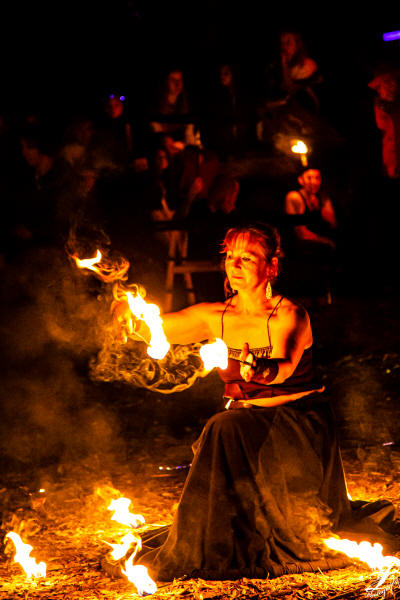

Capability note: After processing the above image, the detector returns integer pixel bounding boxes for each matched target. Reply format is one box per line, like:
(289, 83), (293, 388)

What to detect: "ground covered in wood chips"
(1, 456), (400, 600)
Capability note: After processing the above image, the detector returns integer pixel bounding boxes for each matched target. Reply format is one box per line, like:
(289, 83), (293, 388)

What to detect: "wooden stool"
(164, 229), (222, 312)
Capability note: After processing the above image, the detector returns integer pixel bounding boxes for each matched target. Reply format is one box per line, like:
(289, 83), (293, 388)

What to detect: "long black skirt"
(136, 394), (400, 581)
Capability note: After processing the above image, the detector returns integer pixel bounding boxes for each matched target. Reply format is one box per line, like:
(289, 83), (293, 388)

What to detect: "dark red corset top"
(218, 346), (317, 399)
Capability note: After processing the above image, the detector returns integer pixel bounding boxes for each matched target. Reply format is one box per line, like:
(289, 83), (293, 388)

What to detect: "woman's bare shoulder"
(279, 296), (310, 327)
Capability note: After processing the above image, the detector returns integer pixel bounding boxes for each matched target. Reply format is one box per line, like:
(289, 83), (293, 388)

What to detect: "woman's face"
(281, 33), (298, 61)
(167, 71), (184, 96)
(225, 237), (269, 292)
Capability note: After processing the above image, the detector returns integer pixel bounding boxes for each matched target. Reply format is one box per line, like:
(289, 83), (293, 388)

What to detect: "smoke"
(64, 231), (212, 394)
(91, 332), (206, 394)
(0, 244), (126, 484)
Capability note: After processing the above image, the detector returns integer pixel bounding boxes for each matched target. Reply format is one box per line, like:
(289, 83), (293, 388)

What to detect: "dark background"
(0, 1), (399, 489)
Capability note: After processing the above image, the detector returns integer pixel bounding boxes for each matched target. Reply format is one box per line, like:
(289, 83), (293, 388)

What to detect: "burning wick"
(107, 498), (146, 528)
(291, 139), (308, 166)
(5, 532), (46, 579)
(200, 338), (228, 371)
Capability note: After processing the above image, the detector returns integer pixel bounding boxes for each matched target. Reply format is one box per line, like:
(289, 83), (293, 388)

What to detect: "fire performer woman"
(118, 224), (400, 580)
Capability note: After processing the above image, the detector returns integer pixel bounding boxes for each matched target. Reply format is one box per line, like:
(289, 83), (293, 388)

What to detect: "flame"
(107, 497), (146, 528)
(74, 249), (102, 271)
(73, 249), (130, 282)
(324, 536), (400, 590)
(105, 495), (157, 596)
(5, 532), (46, 579)
(125, 290), (170, 359)
(200, 338), (228, 371)
(122, 559), (157, 596)
(291, 140), (308, 154)
(105, 532), (137, 561)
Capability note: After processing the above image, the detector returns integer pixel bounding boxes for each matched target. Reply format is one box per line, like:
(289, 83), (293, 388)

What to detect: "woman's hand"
(111, 299), (134, 343)
(239, 342), (256, 382)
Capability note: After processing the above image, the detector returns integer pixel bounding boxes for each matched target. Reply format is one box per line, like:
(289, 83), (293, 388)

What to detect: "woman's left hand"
(240, 342), (256, 382)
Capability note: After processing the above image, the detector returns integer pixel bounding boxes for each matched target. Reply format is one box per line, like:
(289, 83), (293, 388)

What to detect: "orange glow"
(5, 532), (46, 579)
(200, 338), (228, 371)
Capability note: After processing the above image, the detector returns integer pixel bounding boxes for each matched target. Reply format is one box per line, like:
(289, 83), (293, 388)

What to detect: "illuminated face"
(21, 139), (41, 167)
(155, 148), (169, 172)
(167, 71), (184, 96)
(225, 237), (269, 292)
(105, 97), (124, 119)
(299, 169), (321, 195)
(220, 65), (232, 87)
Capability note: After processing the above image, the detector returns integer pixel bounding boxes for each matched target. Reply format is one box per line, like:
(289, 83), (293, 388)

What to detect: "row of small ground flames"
(4, 491), (400, 597)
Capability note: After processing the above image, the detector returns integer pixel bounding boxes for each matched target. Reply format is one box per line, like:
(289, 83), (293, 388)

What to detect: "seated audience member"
(15, 128), (74, 245)
(208, 174), (240, 216)
(94, 92), (134, 170)
(149, 68), (198, 147)
(203, 64), (246, 159)
(279, 31), (320, 103)
(368, 67), (400, 180)
(257, 31), (322, 144)
(285, 167), (337, 249)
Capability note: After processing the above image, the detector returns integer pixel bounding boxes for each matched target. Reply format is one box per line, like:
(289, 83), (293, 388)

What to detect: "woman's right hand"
(239, 342), (256, 382)
(111, 299), (134, 343)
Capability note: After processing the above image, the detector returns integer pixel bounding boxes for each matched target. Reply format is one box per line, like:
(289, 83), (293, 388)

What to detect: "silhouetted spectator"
(93, 92), (134, 170)
(14, 127), (74, 247)
(368, 67), (400, 180)
(257, 31), (323, 145)
(284, 166), (337, 248)
(149, 68), (198, 147)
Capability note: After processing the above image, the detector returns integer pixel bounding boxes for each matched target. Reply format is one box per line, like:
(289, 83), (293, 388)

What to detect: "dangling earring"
(265, 280), (272, 300)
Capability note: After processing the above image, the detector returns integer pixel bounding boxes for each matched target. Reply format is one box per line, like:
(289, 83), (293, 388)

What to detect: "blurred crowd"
(0, 29), (399, 296)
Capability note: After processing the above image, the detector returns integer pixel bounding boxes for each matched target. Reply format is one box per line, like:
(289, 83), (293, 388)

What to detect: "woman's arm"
(112, 299), (215, 346)
(162, 303), (215, 344)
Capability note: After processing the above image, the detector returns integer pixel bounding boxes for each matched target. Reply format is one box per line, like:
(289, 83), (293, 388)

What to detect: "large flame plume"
(5, 532), (46, 579)
(324, 536), (400, 590)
